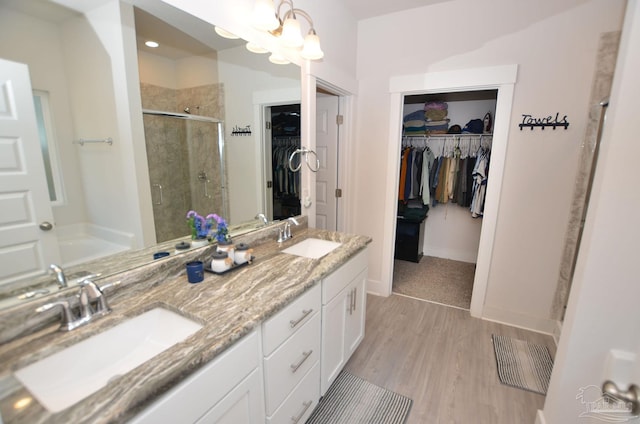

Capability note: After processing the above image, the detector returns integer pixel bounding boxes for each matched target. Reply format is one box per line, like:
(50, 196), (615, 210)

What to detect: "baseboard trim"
(482, 306), (556, 336)
(366, 278), (390, 297)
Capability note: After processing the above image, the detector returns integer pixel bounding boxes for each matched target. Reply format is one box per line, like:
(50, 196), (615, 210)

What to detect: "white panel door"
(0, 58), (60, 286)
(315, 93), (339, 230)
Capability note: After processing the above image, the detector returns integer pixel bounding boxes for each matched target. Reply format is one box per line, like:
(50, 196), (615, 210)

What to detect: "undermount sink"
(281, 238), (341, 259)
(14, 307), (202, 412)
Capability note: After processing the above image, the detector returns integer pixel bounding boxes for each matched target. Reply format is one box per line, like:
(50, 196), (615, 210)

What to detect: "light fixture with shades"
(246, 41), (269, 54)
(214, 26), (240, 39)
(251, 0), (324, 61)
(269, 52), (291, 65)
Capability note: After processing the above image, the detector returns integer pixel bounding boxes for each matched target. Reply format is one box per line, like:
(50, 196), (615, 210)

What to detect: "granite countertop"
(0, 227), (371, 423)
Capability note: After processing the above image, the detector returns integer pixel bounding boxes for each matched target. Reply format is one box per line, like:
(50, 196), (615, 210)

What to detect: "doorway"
(265, 104), (302, 221)
(379, 65), (518, 319)
(392, 91), (497, 310)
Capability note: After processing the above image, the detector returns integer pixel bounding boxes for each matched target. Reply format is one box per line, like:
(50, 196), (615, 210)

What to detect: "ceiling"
(342, 0), (449, 20)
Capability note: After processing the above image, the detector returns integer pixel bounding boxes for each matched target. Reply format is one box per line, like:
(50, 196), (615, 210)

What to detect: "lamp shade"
(301, 32), (324, 60)
(252, 0), (279, 31)
(246, 41), (269, 54)
(281, 17), (304, 48)
(214, 26), (239, 39)
(269, 52), (290, 65)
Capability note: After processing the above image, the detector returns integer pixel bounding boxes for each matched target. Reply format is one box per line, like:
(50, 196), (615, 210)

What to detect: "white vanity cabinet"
(130, 331), (265, 424)
(320, 248), (368, 395)
(261, 284), (321, 423)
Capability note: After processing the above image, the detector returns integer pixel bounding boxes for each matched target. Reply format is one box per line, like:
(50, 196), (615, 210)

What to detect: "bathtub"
(57, 223), (133, 268)
(59, 235), (131, 268)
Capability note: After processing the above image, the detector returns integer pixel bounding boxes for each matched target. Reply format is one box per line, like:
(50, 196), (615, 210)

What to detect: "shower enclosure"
(142, 110), (228, 243)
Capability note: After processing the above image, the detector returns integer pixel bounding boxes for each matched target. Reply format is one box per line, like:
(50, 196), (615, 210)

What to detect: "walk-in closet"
(393, 90), (497, 309)
(269, 104), (301, 220)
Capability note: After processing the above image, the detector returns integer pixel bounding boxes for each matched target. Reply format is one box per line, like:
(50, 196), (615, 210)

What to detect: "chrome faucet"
(278, 217), (300, 242)
(255, 213), (268, 226)
(49, 264), (68, 289)
(37, 279), (114, 331)
(80, 279), (111, 318)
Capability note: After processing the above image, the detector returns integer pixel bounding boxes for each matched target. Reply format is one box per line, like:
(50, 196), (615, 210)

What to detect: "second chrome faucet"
(278, 217), (300, 243)
(37, 280), (115, 331)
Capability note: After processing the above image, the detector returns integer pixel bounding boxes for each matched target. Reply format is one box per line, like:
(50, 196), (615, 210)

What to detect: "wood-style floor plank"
(344, 294), (556, 424)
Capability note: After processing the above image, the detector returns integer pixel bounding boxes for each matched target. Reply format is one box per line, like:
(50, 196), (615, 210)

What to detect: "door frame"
(381, 65), (518, 318)
(315, 79), (350, 232)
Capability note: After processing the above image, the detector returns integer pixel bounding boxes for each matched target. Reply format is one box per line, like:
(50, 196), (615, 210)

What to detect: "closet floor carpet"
(345, 294), (555, 424)
(392, 256), (475, 309)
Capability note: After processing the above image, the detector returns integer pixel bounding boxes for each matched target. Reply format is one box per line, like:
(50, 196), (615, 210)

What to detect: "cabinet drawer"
(264, 313), (321, 415)
(262, 283), (321, 356)
(322, 248), (368, 304)
(267, 362), (320, 424)
(130, 331), (260, 424)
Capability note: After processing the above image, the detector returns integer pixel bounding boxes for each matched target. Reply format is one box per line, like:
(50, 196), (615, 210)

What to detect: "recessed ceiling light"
(145, 41), (159, 48)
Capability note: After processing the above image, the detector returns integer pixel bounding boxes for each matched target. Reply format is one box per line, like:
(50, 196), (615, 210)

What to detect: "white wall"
(542, 1), (640, 421)
(61, 0), (152, 248)
(0, 6), (88, 227)
(138, 51), (219, 90)
(217, 45), (300, 224)
(353, 0), (626, 332)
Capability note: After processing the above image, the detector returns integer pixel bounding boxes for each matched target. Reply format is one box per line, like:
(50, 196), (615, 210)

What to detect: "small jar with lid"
(233, 243), (253, 265)
(210, 251), (233, 273)
(216, 241), (234, 258)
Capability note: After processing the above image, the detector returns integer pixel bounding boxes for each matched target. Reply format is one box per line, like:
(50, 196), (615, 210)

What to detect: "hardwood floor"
(344, 294), (556, 424)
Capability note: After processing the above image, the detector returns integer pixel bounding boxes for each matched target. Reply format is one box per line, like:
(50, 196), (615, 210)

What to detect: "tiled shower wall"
(140, 83), (228, 243)
(551, 31), (620, 323)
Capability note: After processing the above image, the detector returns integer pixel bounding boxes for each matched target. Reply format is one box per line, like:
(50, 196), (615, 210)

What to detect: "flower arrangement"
(186, 211), (230, 243)
(186, 210), (210, 240)
(210, 214), (230, 243)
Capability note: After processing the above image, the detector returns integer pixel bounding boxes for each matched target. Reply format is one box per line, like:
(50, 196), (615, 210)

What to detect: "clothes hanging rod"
(73, 137), (113, 146)
(403, 133), (493, 138)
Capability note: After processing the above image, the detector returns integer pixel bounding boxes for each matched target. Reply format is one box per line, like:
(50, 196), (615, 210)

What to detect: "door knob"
(39, 221), (53, 231)
(602, 380), (639, 414)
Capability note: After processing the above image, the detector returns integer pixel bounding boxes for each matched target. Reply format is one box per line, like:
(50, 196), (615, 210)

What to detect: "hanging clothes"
(272, 137), (301, 198)
(470, 148), (490, 218)
(400, 134), (492, 217)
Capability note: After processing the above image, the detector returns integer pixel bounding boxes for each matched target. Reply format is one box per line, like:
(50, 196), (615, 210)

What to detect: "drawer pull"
(289, 309), (313, 328)
(352, 287), (357, 313)
(291, 400), (313, 423)
(290, 350), (313, 373)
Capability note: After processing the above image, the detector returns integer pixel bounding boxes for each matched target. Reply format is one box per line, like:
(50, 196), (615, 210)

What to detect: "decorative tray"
(204, 256), (255, 275)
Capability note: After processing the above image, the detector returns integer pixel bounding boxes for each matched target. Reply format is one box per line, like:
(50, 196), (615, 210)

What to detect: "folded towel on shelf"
(404, 119), (427, 128)
(403, 109), (426, 122)
(424, 101), (448, 111)
(425, 119), (450, 127)
(425, 109), (448, 121)
(404, 128), (427, 135)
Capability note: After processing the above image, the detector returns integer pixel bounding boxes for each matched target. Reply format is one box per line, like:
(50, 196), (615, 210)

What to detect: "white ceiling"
(342, 0), (450, 20)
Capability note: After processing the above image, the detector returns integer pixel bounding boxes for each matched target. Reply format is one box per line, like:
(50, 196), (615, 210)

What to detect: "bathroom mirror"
(0, 0), (301, 309)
